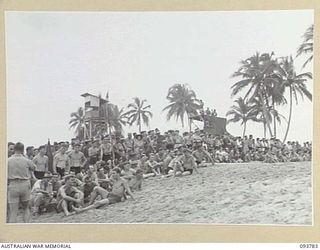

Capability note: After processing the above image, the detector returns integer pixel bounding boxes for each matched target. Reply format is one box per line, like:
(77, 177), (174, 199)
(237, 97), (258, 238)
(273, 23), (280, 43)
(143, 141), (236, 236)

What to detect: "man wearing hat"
(124, 133), (135, 153)
(7, 142), (36, 223)
(30, 172), (55, 216)
(56, 174), (84, 216)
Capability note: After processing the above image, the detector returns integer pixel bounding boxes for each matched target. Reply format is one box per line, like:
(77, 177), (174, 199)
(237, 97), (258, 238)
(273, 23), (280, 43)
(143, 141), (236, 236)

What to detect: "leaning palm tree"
(226, 97), (258, 137)
(276, 56), (312, 143)
(123, 97), (153, 133)
(297, 24), (313, 69)
(69, 107), (88, 140)
(231, 52), (279, 138)
(163, 83), (202, 131)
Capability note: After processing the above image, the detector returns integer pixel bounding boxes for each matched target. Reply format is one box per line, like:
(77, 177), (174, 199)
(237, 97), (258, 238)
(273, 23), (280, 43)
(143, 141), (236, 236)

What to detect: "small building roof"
(81, 93), (107, 103)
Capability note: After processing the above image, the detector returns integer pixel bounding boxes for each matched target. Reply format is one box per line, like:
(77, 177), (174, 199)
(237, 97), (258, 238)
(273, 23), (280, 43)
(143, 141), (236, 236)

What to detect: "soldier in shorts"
(7, 142), (35, 223)
(72, 167), (135, 213)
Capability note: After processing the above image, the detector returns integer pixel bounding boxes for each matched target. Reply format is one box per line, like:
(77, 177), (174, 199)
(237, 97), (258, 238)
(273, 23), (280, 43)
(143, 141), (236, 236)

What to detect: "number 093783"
(300, 244), (319, 248)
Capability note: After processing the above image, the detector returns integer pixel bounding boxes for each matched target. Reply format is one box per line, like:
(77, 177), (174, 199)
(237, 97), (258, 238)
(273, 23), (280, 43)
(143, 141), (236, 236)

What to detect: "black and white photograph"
(6, 10), (313, 225)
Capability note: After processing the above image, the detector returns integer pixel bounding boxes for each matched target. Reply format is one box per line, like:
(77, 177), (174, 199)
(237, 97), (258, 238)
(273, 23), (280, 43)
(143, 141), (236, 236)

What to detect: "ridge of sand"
(30, 161), (312, 224)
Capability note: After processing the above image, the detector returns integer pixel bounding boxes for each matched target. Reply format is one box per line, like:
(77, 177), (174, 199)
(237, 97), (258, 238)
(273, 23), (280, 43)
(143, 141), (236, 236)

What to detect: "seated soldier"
(30, 172), (56, 216)
(137, 154), (148, 171)
(162, 151), (175, 174)
(81, 176), (97, 204)
(97, 167), (107, 182)
(145, 153), (162, 175)
(192, 145), (215, 166)
(215, 147), (223, 163)
(51, 173), (62, 198)
(83, 165), (99, 185)
(171, 150), (185, 177)
(129, 168), (143, 191)
(129, 158), (140, 170)
(263, 150), (279, 163)
(121, 162), (136, 182)
(56, 174), (84, 216)
(181, 148), (197, 175)
(72, 167), (135, 213)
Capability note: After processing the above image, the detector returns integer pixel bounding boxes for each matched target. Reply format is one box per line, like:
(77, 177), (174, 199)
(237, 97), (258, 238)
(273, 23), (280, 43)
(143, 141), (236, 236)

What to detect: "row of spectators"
(7, 129), (312, 222)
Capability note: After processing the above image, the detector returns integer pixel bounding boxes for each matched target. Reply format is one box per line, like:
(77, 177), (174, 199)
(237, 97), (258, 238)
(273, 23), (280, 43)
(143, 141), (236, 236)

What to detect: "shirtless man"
(192, 145), (215, 166)
(53, 144), (70, 177)
(181, 148), (197, 175)
(100, 137), (112, 163)
(32, 145), (49, 179)
(56, 175), (84, 216)
(72, 167), (135, 213)
(68, 143), (86, 175)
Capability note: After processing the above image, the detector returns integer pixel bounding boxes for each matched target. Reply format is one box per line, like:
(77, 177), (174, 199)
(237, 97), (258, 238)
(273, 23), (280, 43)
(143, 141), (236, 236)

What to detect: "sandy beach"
(30, 161), (312, 225)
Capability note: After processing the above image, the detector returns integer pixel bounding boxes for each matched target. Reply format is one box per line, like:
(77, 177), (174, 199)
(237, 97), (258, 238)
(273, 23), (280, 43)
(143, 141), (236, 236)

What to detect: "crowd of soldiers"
(7, 128), (312, 222)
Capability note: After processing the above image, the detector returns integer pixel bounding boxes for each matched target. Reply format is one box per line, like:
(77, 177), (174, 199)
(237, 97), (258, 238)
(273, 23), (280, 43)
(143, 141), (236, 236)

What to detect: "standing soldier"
(32, 145), (49, 179)
(68, 143), (86, 175)
(53, 144), (70, 177)
(7, 142), (35, 223)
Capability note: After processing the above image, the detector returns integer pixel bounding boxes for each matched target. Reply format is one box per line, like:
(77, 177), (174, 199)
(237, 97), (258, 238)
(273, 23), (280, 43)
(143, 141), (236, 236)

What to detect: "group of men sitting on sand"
(7, 129), (311, 222)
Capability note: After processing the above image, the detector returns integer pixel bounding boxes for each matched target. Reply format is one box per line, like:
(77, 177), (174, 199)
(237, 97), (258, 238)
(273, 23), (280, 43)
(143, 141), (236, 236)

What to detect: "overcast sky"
(5, 10), (313, 147)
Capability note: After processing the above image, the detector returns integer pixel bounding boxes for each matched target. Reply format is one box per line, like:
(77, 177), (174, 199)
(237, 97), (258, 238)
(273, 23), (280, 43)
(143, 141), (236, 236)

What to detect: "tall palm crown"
(163, 83), (202, 129)
(69, 107), (87, 140)
(123, 97), (153, 133)
(226, 97), (258, 137)
(297, 24), (313, 69)
(231, 52), (278, 137)
(276, 56), (312, 142)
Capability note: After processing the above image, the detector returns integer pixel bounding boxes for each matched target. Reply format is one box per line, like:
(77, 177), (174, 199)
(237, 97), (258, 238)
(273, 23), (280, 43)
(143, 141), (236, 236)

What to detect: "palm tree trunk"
(283, 87), (293, 143)
(138, 117), (141, 133)
(187, 113), (192, 132)
(259, 91), (273, 138)
(273, 99), (276, 138)
(243, 122), (247, 138)
(263, 122), (266, 138)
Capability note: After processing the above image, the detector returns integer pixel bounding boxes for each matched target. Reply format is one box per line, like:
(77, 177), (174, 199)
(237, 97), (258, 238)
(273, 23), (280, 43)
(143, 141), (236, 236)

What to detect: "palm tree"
(226, 97), (258, 137)
(97, 93), (128, 134)
(231, 52), (279, 138)
(163, 83), (202, 131)
(264, 70), (287, 137)
(297, 24), (313, 69)
(250, 97), (285, 138)
(69, 107), (88, 140)
(123, 97), (153, 133)
(108, 105), (127, 133)
(276, 56), (312, 143)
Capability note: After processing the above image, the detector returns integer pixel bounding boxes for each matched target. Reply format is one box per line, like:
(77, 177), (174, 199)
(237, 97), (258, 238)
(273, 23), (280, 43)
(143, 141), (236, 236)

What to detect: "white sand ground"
(30, 161), (312, 224)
